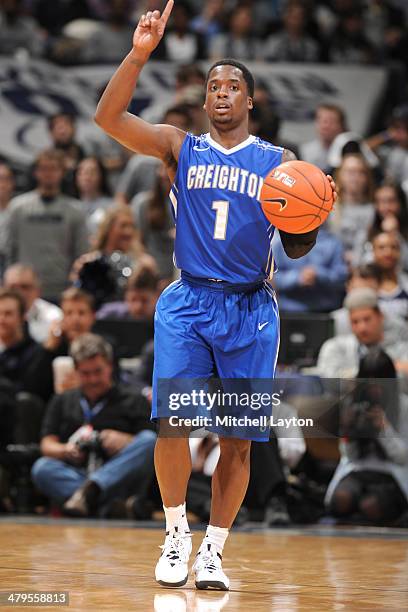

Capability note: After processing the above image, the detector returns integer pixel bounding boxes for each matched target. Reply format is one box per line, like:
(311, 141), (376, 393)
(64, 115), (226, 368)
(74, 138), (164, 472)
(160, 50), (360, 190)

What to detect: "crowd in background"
(0, 0), (407, 529)
(0, 0), (408, 69)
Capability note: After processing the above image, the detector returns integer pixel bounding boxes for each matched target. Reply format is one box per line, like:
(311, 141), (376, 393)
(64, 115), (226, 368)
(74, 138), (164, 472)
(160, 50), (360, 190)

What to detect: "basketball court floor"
(1, 518), (408, 610)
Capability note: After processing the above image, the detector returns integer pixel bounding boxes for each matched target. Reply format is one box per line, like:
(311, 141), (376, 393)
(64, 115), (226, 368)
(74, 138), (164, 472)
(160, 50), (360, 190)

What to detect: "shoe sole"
(156, 576), (188, 588)
(195, 580), (229, 591)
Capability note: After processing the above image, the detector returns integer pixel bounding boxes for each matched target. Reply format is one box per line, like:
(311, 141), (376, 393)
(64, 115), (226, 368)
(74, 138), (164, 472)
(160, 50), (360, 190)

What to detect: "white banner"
(0, 57), (387, 166)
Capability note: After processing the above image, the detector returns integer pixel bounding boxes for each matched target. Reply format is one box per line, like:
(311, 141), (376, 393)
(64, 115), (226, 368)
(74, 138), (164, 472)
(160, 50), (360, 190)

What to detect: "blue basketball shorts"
(151, 275), (280, 441)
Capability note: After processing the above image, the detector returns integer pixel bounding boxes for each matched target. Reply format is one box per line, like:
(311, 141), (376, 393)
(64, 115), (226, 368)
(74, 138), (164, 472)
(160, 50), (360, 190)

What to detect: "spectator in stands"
(371, 232), (408, 320)
(97, 264), (160, 322)
(317, 288), (408, 379)
(3, 264), (62, 344)
(31, 0), (91, 37)
(300, 104), (347, 172)
(5, 149), (88, 302)
(369, 105), (408, 188)
(75, 157), (113, 238)
(31, 333), (156, 517)
(252, 106), (299, 156)
(331, 263), (408, 346)
(48, 113), (85, 195)
(71, 206), (147, 305)
(0, 0), (43, 57)
(210, 4), (260, 61)
(190, 0), (224, 45)
(326, 131), (381, 178)
(153, 1), (206, 62)
(175, 63), (206, 93)
(80, 0), (134, 63)
(272, 224), (347, 313)
(262, 0), (320, 63)
(330, 153), (375, 259)
(48, 113), (84, 167)
(0, 289), (43, 394)
(327, 6), (377, 64)
(355, 181), (408, 271)
(30, 288), (97, 401)
(325, 349), (408, 525)
(115, 105), (193, 206)
(0, 163), (15, 280)
(130, 164), (175, 283)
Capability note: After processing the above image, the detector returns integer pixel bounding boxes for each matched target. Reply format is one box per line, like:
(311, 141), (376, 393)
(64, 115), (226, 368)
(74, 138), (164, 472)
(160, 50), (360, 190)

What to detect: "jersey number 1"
(212, 200), (229, 240)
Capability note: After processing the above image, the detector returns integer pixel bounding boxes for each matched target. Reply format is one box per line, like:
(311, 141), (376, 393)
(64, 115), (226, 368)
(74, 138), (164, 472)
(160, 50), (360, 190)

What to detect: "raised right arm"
(94, 1), (184, 169)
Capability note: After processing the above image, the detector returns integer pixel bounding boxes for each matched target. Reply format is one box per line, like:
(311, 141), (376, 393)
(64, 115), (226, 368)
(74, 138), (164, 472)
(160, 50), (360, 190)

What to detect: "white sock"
(163, 502), (190, 534)
(200, 525), (229, 555)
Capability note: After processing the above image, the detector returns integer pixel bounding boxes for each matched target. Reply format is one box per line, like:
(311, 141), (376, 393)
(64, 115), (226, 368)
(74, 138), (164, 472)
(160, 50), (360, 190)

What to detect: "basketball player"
(95, 0), (336, 591)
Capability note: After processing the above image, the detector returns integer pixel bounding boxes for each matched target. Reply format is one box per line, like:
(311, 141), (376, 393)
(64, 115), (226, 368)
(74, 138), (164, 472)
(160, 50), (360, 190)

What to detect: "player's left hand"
(326, 174), (337, 204)
(326, 175), (337, 204)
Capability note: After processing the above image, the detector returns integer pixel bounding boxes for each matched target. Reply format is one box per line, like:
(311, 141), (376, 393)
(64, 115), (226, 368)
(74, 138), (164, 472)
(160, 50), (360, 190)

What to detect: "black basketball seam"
(321, 170), (327, 216)
(289, 164), (328, 202)
(263, 182), (332, 213)
(267, 210), (322, 233)
(265, 211), (321, 219)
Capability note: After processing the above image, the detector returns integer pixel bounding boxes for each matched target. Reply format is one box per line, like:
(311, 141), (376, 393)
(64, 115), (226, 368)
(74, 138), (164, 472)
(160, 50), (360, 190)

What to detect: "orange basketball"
(260, 160), (334, 234)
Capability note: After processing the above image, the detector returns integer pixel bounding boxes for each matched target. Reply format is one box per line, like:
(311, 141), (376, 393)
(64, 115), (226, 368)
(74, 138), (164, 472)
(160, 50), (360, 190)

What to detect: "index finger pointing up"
(161, 0), (174, 24)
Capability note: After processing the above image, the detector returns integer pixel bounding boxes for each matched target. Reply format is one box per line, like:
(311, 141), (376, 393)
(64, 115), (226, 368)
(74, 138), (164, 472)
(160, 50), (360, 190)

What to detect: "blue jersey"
(169, 132), (284, 284)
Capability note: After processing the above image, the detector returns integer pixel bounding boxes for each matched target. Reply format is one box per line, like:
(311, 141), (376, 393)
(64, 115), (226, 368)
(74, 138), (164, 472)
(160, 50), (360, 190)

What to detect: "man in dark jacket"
(31, 333), (156, 517)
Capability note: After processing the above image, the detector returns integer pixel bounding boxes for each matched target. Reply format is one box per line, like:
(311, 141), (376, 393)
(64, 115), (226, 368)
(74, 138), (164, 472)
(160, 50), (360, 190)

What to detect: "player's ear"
(248, 97), (253, 110)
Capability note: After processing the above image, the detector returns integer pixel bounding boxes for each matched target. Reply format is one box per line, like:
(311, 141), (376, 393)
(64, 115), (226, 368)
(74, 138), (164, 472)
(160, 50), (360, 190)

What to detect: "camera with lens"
(76, 430), (103, 455)
(74, 429), (106, 474)
(78, 251), (134, 307)
(342, 401), (380, 441)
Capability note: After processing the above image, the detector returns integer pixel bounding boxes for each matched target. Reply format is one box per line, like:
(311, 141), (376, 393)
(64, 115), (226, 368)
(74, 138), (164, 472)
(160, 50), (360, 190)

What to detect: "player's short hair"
(205, 59), (255, 98)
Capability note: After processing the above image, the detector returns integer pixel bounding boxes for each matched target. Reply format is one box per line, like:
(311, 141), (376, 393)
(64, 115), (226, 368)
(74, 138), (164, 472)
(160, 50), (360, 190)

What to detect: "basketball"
(260, 160), (334, 234)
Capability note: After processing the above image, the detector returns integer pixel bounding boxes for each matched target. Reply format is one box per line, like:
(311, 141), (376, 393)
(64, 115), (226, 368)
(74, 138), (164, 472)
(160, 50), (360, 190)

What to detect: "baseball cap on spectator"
(344, 287), (379, 312)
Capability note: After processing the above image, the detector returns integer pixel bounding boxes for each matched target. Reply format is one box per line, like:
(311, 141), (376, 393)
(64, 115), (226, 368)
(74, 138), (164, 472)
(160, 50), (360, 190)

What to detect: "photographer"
(325, 349), (408, 525)
(70, 206), (153, 307)
(31, 334), (156, 517)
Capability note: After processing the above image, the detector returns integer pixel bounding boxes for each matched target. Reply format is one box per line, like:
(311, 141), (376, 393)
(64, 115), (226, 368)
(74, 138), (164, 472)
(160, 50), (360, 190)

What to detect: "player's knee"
(219, 437), (251, 461)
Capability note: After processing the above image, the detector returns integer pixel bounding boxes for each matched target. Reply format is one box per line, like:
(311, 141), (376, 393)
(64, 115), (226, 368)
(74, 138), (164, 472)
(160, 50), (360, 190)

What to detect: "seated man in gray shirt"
(331, 263), (408, 344)
(318, 288), (408, 380)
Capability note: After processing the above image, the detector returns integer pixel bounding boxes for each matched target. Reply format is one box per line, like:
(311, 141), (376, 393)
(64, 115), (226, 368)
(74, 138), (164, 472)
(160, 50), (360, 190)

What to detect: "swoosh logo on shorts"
(258, 322), (269, 331)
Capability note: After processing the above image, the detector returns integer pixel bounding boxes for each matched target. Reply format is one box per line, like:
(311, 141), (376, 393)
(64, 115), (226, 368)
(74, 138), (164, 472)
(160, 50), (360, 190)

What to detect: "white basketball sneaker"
(155, 526), (192, 587)
(192, 543), (230, 591)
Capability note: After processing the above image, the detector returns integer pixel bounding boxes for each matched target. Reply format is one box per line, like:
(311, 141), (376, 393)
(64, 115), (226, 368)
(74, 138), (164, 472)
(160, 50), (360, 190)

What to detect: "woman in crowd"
(331, 153), (375, 260)
(131, 164), (175, 287)
(71, 206), (152, 304)
(355, 180), (408, 271)
(75, 156), (113, 238)
(371, 231), (408, 320)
